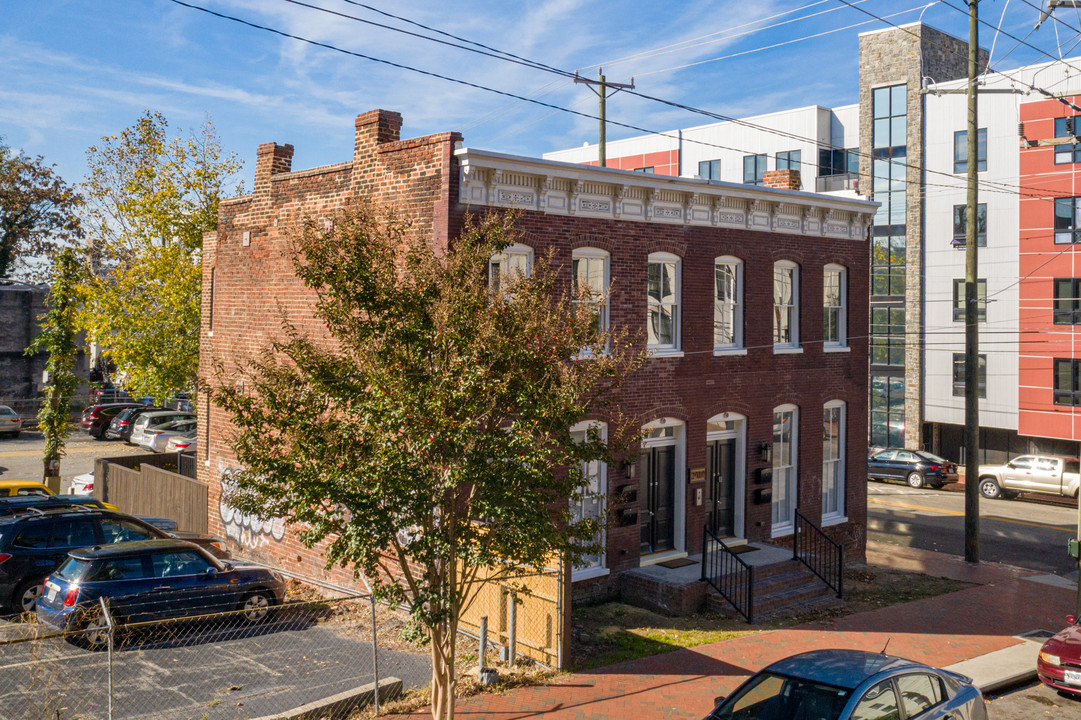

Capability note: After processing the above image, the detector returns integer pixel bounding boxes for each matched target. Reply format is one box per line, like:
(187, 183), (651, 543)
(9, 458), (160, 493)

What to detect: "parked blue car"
(704, 649), (987, 720)
(36, 539), (285, 648)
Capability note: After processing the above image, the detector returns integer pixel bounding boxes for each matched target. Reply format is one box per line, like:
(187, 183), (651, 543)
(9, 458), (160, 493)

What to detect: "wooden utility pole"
(574, 68), (634, 167)
(964, 0), (980, 564)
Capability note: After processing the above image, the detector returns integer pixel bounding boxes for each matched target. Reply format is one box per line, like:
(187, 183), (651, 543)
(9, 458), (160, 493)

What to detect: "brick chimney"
(763, 169), (801, 190)
(354, 110), (403, 162)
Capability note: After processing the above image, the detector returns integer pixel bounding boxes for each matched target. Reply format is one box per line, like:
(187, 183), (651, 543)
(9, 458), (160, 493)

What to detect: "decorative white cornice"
(456, 148), (877, 240)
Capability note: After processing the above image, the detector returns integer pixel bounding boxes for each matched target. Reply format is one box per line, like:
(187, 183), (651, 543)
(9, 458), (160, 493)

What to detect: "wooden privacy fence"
(457, 558), (567, 669)
(94, 453), (209, 534)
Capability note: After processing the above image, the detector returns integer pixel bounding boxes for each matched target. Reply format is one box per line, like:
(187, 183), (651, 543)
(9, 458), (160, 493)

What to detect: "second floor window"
(714, 257), (743, 350)
(572, 248), (610, 337)
(647, 253), (681, 351)
(1055, 358), (1081, 406)
(953, 128), (987, 173)
(1055, 197), (1081, 244)
(773, 261), (800, 349)
(743, 154), (766, 185)
(952, 353), (987, 398)
(952, 204), (987, 248)
(824, 265), (847, 347)
(698, 159), (721, 180)
(489, 244), (533, 294)
(952, 279), (986, 322)
(1054, 278), (1081, 325)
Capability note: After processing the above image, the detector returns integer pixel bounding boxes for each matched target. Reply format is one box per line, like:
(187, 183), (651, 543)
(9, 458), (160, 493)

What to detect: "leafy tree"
(213, 207), (642, 720)
(0, 141), (83, 281)
(78, 111), (241, 403)
(26, 249), (84, 485)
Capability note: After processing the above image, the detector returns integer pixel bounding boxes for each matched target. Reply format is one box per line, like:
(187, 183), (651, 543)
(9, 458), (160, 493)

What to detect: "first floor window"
(952, 278), (987, 323)
(1055, 278), (1081, 325)
(870, 375), (904, 448)
(823, 265), (847, 347)
(648, 253), (681, 350)
(952, 354), (987, 398)
(570, 422), (607, 574)
(743, 154), (766, 185)
(1055, 359), (1081, 406)
(489, 244), (533, 294)
(772, 405), (798, 534)
(698, 159), (721, 180)
(1055, 197), (1081, 244)
(822, 401), (845, 522)
(714, 256), (743, 349)
(773, 261), (800, 349)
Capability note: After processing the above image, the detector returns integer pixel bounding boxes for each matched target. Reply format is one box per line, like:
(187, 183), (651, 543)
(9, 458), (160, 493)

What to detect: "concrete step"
(705, 561), (842, 621)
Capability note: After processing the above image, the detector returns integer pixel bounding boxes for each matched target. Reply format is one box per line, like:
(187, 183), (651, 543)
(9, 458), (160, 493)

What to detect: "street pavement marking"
(868, 497), (1074, 534)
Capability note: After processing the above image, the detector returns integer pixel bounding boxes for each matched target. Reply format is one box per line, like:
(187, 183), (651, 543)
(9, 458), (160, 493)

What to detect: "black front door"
(640, 445), (676, 554)
(707, 438), (736, 537)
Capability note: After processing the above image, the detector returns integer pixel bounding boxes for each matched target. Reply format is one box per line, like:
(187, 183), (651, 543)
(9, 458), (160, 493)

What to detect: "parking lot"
(0, 429), (142, 492)
(0, 598), (431, 720)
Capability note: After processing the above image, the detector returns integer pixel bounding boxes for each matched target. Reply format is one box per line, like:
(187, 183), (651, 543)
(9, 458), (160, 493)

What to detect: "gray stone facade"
(858, 24), (987, 449)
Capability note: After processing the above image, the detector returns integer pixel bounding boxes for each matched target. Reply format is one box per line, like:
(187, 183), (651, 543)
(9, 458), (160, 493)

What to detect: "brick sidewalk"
(408, 544), (1074, 719)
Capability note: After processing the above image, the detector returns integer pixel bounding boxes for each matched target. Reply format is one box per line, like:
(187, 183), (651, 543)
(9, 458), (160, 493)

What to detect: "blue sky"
(1, 0), (1073, 188)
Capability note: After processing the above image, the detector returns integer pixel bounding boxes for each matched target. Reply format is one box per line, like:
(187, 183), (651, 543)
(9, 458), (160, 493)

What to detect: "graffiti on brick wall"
(217, 465), (287, 548)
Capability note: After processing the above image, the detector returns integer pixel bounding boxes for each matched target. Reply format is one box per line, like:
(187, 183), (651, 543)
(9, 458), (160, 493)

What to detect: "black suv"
(0, 507), (229, 613)
(103, 406), (164, 441)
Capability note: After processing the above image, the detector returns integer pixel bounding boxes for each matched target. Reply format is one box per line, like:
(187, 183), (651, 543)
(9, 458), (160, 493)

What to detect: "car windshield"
(919, 451), (949, 464)
(711, 672), (851, 720)
(53, 557), (91, 583)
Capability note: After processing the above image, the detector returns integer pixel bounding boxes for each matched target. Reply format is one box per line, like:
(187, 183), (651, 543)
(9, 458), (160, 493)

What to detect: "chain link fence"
(0, 395), (92, 429)
(0, 590), (430, 720)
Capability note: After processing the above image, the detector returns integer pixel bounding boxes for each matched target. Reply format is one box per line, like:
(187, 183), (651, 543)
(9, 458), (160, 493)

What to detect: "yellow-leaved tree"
(78, 111), (242, 403)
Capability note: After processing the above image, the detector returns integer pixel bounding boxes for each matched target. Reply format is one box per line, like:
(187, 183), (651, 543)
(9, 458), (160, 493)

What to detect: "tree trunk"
(429, 622), (457, 720)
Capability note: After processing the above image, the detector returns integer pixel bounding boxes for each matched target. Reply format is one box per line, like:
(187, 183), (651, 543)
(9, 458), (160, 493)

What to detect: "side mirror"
(1068, 615), (1077, 625)
(205, 567), (217, 577)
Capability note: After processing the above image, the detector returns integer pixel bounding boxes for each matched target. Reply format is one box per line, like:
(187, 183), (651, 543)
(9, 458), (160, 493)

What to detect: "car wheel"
(979, 477), (1003, 499)
(12, 578), (45, 614)
(81, 614), (112, 650)
(238, 590), (274, 624)
(906, 471), (925, 489)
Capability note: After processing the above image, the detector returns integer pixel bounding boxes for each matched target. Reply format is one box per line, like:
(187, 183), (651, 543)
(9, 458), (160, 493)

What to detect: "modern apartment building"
(549, 22), (1081, 462)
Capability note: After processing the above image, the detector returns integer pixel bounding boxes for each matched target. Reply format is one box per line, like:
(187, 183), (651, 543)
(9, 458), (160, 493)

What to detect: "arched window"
(489, 244), (533, 294)
(822, 400), (846, 522)
(648, 252), (681, 352)
(773, 260), (800, 352)
(824, 264), (848, 349)
(714, 256), (744, 351)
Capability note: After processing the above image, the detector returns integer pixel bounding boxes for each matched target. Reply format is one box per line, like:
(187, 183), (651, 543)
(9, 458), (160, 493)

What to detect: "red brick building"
(200, 109), (875, 603)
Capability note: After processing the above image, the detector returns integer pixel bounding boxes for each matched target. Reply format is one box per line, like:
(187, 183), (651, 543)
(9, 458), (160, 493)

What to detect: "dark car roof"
(765, 649), (922, 689)
(68, 538), (202, 560)
(0, 506), (149, 527)
(87, 402), (144, 412)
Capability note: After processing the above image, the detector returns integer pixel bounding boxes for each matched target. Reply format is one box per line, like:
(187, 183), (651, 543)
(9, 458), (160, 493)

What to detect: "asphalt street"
(867, 480), (1081, 576)
(0, 428), (142, 491)
(988, 680), (1081, 719)
(0, 611), (430, 720)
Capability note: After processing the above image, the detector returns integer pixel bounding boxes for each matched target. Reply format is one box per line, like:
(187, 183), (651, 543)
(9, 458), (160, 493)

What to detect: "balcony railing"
(815, 173), (859, 193)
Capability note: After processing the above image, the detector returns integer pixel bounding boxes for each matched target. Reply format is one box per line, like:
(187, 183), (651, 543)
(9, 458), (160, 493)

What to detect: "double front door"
(640, 445), (675, 554)
(707, 438), (736, 537)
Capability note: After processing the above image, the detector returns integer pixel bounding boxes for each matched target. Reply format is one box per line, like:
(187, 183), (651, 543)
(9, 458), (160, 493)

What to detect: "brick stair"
(705, 559), (843, 621)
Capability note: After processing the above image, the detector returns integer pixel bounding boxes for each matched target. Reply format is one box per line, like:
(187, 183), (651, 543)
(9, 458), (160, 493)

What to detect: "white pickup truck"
(976, 455), (1081, 499)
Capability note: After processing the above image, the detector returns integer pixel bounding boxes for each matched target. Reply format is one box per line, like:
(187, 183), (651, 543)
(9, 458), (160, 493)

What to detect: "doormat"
(657, 558), (698, 569)
(728, 545), (758, 555)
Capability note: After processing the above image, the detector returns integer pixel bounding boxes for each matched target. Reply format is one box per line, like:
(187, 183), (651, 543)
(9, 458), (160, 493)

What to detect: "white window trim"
(489, 243), (534, 291)
(714, 256), (744, 351)
(647, 252), (682, 352)
(570, 419), (608, 580)
(773, 261), (801, 352)
(824, 264), (848, 350)
(821, 400), (846, 524)
(572, 247), (611, 334)
(771, 403), (798, 537)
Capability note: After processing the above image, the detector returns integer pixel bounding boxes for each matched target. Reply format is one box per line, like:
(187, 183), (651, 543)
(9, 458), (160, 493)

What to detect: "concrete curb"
(944, 640), (1042, 695)
(247, 676), (402, 720)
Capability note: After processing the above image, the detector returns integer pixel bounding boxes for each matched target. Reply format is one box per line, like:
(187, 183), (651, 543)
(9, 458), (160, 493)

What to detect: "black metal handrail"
(701, 525), (754, 623)
(793, 509), (843, 597)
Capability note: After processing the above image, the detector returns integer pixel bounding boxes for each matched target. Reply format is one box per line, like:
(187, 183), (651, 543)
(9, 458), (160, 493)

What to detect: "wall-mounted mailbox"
(753, 487), (772, 505)
(616, 484), (638, 503)
(619, 509), (639, 527)
(754, 467), (773, 485)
